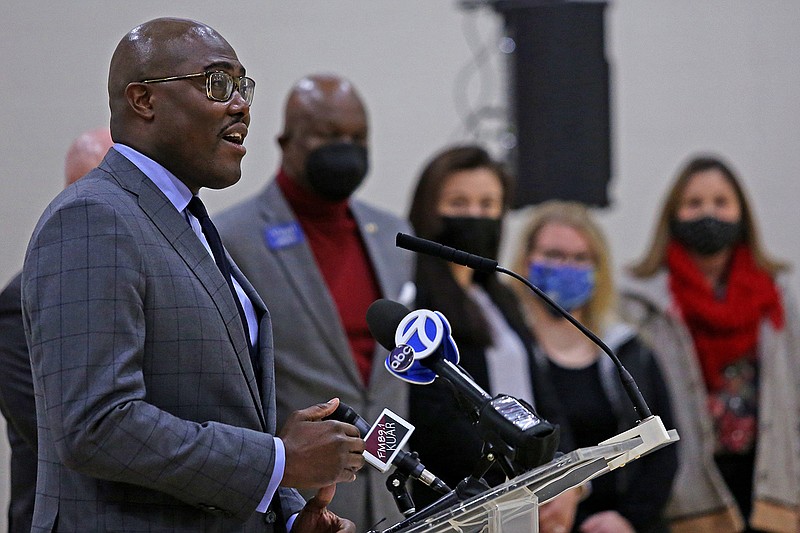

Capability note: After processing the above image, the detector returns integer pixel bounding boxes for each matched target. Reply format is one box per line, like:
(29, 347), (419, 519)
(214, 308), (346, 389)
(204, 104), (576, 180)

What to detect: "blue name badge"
(264, 222), (304, 250)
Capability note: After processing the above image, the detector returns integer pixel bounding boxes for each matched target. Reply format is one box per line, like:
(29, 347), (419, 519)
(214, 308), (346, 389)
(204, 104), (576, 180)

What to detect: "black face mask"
(670, 216), (742, 255)
(304, 142), (369, 201)
(435, 216), (503, 259)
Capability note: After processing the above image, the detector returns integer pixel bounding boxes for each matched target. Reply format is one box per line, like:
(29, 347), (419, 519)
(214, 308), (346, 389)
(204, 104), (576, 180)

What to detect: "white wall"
(2, 1), (799, 527)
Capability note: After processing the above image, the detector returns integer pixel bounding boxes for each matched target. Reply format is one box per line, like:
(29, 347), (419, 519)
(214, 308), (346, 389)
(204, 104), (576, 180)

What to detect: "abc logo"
(387, 344), (415, 372)
(395, 309), (445, 359)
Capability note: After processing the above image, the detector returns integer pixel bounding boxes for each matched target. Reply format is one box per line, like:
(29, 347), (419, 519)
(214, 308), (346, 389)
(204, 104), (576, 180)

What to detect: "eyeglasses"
(530, 248), (595, 266)
(140, 70), (255, 105)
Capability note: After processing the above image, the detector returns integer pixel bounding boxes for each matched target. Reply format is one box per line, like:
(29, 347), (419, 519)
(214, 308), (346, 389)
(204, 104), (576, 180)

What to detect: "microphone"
(395, 232), (654, 421)
(396, 232), (497, 273)
(367, 300), (559, 473)
(325, 402), (451, 495)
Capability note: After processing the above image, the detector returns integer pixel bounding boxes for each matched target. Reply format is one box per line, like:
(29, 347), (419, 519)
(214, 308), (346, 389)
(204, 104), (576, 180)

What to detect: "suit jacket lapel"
(260, 182), (360, 383)
(102, 150), (266, 427)
(229, 262), (273, 429)
(350, 201), (410, 383)
(352, 202), (394, 300)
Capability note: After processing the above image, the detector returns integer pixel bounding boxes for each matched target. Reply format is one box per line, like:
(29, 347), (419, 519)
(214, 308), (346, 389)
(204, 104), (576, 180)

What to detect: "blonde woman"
(513, 201), (677, 533)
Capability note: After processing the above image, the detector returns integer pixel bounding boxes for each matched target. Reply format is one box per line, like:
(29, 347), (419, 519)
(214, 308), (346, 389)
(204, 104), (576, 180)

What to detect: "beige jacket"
(620, 271), (800, 533)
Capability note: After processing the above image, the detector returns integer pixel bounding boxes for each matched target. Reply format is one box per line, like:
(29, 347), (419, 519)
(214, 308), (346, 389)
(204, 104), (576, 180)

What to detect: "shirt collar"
(113, 143), (194, 213)
(276, 168), (351, 221)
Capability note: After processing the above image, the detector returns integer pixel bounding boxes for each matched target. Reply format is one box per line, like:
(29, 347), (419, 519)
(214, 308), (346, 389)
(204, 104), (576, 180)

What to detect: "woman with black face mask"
(620, 155), (800, 533)
(406, 145), (562, 511)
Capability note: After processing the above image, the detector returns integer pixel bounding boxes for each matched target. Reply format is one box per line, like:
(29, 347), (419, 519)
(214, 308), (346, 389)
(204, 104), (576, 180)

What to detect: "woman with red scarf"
(620, 155), (800, 533)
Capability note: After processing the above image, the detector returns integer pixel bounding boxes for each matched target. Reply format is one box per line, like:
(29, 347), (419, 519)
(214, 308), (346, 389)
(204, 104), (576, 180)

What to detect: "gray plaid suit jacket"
(21, 149), (304, 532)
(216, 180), (413, 529)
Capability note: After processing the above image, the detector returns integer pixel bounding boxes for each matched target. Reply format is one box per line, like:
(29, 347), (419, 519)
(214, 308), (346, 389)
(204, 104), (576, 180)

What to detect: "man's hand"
(579, 510), (635, 533)
(280, 398), (365, 488)
(538, 487), (580, 533)
(291, 485), (356, 533)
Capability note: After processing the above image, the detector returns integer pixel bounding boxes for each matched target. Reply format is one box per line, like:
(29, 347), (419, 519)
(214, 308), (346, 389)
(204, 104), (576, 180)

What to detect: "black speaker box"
(494, 0), (611, 207)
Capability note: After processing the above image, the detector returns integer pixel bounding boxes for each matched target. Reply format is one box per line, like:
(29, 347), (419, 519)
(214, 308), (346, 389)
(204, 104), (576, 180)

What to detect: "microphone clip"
(386, 468), (416, 517)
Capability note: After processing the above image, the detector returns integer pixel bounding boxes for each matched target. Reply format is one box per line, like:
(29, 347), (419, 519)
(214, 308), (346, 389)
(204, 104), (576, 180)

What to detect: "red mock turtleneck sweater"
(277, 170), (380, 385)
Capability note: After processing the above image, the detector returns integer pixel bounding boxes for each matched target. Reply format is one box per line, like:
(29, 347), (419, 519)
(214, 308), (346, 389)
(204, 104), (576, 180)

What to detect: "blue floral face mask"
(527, 262), (595, 314)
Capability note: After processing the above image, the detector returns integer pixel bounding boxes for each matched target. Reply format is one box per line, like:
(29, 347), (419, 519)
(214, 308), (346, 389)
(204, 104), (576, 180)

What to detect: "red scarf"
(667, 241), (784, 391)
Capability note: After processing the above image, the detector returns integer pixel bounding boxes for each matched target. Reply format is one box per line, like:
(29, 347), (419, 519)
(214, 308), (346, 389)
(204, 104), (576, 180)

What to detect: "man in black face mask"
(216, 74), (414, 529)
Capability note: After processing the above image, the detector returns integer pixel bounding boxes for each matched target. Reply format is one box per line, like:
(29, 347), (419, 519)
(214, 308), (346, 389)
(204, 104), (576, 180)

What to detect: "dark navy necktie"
(187, 196), (261, 385)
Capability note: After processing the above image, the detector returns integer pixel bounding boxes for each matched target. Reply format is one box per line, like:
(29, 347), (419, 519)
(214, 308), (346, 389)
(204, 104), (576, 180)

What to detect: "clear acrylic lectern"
(374, 416), (679, 533)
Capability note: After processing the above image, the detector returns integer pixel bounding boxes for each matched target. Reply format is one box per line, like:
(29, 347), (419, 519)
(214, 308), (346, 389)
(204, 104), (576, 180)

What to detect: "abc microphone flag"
(383, 308), (460, 385)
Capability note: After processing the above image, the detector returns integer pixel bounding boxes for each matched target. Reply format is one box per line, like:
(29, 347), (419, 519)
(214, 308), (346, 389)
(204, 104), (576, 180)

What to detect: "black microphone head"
(367, 299), (411, 351)
(326, 401), (371, 437)
(396, 232), (438, 256)
(396, 232), (498, 273)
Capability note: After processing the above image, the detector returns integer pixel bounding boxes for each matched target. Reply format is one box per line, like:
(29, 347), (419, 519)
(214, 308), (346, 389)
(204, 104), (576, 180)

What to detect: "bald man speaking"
(22, 19), (362, 532)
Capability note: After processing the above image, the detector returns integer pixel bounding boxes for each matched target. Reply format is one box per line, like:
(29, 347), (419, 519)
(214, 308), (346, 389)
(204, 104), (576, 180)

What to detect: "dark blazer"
(216, 180), (414, 528)
(21, 149), (304, 532)
(0, 272), (37, 533)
